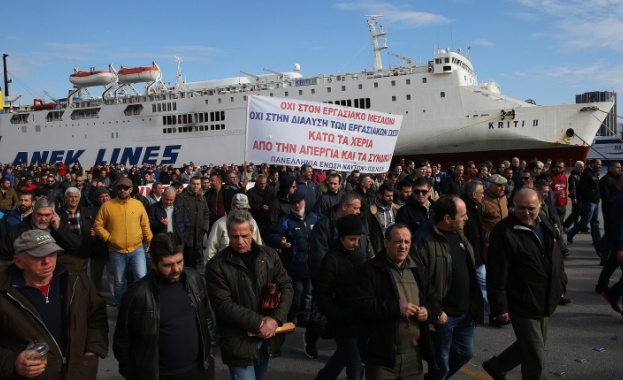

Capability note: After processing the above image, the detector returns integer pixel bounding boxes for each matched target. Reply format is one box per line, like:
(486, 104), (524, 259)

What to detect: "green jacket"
(175, 187), (210, 249)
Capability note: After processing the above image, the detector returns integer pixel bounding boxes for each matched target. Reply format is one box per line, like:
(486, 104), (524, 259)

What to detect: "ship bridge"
(432, 49), (478, 86)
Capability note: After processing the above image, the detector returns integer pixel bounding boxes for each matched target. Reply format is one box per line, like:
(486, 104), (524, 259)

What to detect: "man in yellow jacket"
(94, 177), (152, 307)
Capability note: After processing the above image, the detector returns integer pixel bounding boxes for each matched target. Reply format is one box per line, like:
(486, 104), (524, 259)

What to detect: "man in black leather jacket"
(114, 232), (217, 380)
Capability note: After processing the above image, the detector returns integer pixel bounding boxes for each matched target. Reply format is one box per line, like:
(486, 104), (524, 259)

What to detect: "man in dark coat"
(175, 176), (209, 269)
(483, 188), (566, 379)
(356, 223), (441, 379)
(147, 186), (190, 246)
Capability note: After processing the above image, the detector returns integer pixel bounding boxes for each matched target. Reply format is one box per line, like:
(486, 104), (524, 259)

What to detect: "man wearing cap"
(481, 174), (509, 255)
(268, 193), (321, 326)
(0, 230), (108, 379)
(175, 176), (210, 269)
(93, 177), (153, 307)
(1, 197), (82, 270)
(306, 191), (365, 358)
(205, 193), (263, 261)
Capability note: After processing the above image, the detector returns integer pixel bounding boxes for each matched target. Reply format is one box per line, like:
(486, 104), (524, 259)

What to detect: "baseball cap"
(14, 230), (63, 257)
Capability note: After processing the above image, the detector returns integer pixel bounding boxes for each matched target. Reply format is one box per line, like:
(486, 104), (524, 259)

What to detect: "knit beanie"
(336, 214), (363, 237)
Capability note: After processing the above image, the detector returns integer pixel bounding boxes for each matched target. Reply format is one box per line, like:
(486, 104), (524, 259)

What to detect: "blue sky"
(2, 0), (622, 114)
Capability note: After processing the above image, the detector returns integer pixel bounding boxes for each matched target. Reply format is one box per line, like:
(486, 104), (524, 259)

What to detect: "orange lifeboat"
(69, 69), (116, 87)
(118, 62), (161, 84)
(33, 98), (55, 110)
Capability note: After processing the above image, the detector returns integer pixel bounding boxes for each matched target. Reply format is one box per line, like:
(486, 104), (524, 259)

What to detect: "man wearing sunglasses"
(396, 177), (434, 237)
(94, 177), (153, 307)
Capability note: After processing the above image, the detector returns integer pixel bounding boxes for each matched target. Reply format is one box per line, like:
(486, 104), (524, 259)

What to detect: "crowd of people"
(0, 154), (621, 380)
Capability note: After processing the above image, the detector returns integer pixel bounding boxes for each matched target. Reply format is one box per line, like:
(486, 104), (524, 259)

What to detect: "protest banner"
(245, 95), (402, 173)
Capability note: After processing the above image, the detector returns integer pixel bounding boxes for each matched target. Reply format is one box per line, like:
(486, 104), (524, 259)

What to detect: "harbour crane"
(387, 52), (413, 67)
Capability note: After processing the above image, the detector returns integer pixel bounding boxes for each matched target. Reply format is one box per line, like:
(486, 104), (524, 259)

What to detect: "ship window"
(391, 81), (396, 86)
(243, 95), (248, 101)
(285, 92), (289, 97)
(157, 104), (162, 112)
(173, 102), (176, 111)
(406, 79), (411, 85)
(311, 89), (316, 94)
(444, 58), (450, 63)
(358, 84), (363, 90)
(374, 83), (379, 88)
(299, 90), (303, 95)
(341, 86), (346, 91)
(21, 126), (27, 133)
(422, 78), (427, 83)
(230, 97), (234, 102)
(392, 96), (397, 102)
(152, 104), (157, 112)
(443, 66), (451, 72)
(407, 94), (411, 100)
(10, 114), (29, 124)
(440, 92), (445, 98)
(218, 98), (222, 104)
(327, 87), (332, 93)
(210, 125), (215, 131)
(347, 99), (352, 107)
(36, 125), (41, 132)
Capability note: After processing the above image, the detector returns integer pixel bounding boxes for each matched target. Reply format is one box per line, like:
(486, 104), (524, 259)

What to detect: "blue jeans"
(425, 313), (475, 380)
(475, 265), (490, 315)
(289, 278), (313, 324)
(316, 337), (362, 380)
(228, 341), (269, 380)
(568, 201), (601, 244)
(109, 246), (147, 307)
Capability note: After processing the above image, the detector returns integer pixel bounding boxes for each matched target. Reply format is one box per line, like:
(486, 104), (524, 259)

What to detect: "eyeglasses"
(117, 186), (131, 191)
(522, 177), (531, 180)
(413, 189), (429, 195)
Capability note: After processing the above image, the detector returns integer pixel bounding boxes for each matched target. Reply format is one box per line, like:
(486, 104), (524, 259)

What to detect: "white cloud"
(333, 2), (452, 27)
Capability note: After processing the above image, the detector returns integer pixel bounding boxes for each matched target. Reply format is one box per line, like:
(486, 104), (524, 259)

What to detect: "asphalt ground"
(96, 229), (623, 380)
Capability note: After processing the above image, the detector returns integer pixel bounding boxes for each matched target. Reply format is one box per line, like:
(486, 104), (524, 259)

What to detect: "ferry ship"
(588, 135), (623, 162)
(0, 16), (614, 168)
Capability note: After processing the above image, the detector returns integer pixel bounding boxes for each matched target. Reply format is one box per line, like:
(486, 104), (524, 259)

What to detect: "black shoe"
(303, 331), (318, 358)
(596, 284), (605, 294)
(559, 296), (573, 305)
(483, 360), (507, 380)
(602, 290), (622, 313)
(488, 316), (502, 328)
(566, 234), (573, 245)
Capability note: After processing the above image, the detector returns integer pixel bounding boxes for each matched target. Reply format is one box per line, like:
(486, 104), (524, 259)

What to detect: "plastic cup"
(26, 342), (49, 365)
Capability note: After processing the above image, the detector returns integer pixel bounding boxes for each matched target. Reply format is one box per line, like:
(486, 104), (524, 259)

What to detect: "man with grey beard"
(0, 197), (81, 269)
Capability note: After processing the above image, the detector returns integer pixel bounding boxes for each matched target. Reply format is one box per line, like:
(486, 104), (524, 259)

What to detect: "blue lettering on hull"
(12, 145), (181, 166)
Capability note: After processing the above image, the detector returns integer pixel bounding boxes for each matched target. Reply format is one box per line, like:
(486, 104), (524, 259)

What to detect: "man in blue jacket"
(268, 192), (320, 326)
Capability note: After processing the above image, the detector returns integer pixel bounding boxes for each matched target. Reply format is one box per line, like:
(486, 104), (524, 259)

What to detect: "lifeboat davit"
(118, 62), (161, 84)
(69, 69), (116, 87)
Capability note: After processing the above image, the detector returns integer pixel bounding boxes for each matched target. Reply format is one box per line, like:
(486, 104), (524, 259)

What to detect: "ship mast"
(2, 54), (10, 98)
(366, 15), (387, 71)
